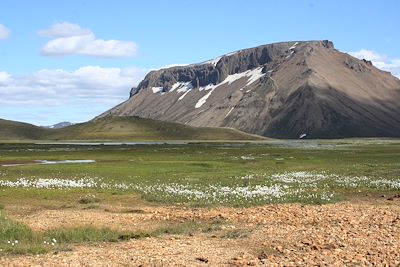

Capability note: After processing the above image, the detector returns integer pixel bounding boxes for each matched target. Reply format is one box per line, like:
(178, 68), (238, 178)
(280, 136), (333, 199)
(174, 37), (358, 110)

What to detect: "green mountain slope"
(0, 119), (48, 140)
(0, 117), (265, 141)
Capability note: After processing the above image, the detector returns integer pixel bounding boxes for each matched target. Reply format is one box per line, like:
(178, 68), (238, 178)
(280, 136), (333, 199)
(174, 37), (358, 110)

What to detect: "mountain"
(0, 117), (264, 141)
(99, 40), (400, 138)
(44, 121), (73, 129)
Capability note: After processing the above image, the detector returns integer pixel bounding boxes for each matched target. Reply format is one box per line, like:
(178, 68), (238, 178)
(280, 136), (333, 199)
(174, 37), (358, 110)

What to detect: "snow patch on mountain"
(222, 67), (266, 86)
(245, 67), (266, 86)
(178, 90), (191, 101)
(195, 88), (216, 108)
(201, 57), (222, 67)
(289, 42), (299, 50)
(225, 107), (235, 118)
(199, 83), (216, 91)
(43, 122), (73, 129)
(152, 87), (163, 93)
(194, 67), (266, 108)
(170, 81), (193, 93)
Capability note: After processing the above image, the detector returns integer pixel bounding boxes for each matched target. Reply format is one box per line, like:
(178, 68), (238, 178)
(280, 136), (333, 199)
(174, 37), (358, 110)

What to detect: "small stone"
(195, 257), (208, 263)
(312, 245), (319, 250)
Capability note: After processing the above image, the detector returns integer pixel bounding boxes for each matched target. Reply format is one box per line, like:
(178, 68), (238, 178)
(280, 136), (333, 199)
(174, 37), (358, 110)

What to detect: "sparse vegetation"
(155, 220), (223, 236)
(0, 204), (223, 256)
(78, 194), (101, 204)
(221, 228), (251, 239)
(44, 227), (123, 243)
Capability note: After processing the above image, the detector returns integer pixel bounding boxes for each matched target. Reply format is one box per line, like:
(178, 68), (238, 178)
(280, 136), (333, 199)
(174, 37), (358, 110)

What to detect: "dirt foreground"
(1, 200), (400, 266)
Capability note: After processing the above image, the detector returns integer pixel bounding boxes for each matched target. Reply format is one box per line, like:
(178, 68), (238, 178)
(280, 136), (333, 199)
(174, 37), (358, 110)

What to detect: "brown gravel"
(1, 200), (400, 266)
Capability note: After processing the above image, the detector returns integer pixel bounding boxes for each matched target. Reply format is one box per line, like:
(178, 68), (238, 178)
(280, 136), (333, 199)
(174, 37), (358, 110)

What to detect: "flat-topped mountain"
(99, 40), (400, 138)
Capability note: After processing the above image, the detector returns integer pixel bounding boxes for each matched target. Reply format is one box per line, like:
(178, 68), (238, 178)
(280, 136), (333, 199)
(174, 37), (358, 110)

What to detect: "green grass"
(0, 211), (34, 243)
(0, 140), (399, 207)
(0, 210), (46, 255)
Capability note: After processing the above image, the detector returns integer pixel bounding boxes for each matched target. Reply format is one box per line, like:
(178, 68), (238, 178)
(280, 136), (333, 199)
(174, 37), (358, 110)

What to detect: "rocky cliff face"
(99, 40), (400, 138)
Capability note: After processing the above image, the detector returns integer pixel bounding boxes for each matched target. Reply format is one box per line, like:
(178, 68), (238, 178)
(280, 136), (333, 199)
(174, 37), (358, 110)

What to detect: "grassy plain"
(0, 139), (399, 256)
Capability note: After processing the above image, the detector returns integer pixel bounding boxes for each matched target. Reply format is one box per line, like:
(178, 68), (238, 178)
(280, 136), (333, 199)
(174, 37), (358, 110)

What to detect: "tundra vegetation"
(0, 140), (399, 256)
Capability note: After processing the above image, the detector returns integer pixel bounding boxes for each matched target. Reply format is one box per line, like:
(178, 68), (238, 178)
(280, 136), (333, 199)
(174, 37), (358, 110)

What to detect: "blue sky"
(0, 0), (399, 125)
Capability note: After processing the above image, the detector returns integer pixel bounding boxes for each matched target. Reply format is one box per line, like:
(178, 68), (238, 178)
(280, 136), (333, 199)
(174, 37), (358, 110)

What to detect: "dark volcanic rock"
(130, 87), (139, 98)
(99, 40), (400, 138)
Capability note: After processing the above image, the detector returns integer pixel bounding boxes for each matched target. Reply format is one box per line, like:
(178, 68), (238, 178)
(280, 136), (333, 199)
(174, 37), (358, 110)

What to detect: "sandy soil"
(1, 199), (400, 266)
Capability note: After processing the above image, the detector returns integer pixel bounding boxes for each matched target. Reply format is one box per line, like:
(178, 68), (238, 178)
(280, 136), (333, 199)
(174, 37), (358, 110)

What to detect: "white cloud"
(0, 66), (149, 124)
(0, 66), (147, 108)
(0, 24), (10, 40)
(39, 22), (138, 58)
(38, 22), (90, 37)
(349, 49), (400, 79)
(350, 49), (385, 62)
(0, 72), (12, 85)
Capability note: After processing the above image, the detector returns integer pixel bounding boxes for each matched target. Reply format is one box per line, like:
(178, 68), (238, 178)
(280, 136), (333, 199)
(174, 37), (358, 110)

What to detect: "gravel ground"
(1, 199), (400, 266)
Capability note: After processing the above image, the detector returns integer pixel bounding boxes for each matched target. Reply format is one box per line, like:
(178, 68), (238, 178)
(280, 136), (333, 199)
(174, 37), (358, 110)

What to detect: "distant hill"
(99, 40), (400, 138)
(0, 119), (48, 140)
(0, 117), (265, 141)
(43, 121), (73, 129)
(49, 116), (264, 141)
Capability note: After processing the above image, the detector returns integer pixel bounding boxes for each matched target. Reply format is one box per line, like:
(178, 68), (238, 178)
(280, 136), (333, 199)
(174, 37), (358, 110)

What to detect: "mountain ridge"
(99, 40), (400, 138)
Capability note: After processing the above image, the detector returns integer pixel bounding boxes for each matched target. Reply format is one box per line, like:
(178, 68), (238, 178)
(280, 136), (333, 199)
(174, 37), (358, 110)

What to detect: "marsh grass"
(0, 141), (400, 207)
